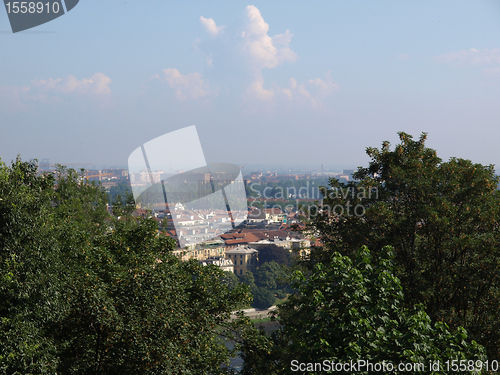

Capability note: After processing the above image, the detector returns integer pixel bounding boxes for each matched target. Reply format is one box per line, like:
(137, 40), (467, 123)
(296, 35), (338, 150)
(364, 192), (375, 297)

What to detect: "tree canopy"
(311, 132), (500, 357)
(240, 246), (486, 374)
(257, 244), (292, 267)
(239, 132), (498, 373)
(0, 158), (251, 374)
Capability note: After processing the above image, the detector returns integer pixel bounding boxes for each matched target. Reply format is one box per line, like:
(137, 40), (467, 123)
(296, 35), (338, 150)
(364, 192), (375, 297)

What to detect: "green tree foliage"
(0, 158), (63, 372)
(257, 244), (292, 267)
(239, 265), (288, 309)
(254, 261), (288, 292)
(108, 181), (133, 207)
(221, 268), (243, 290)
(0, 158), (251, 374)
(239, 270), (257, 291)
(240, 246), (486, 374)
(251, 287), (276, 310)
(311, 132), (500, 357)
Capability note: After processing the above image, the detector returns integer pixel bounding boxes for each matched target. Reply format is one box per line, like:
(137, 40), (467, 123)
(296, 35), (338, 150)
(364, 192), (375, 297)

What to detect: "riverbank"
(230, 305), (277, 320)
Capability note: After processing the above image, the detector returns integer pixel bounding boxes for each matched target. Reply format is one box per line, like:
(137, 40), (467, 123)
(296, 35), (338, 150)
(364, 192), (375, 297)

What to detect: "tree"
(108, 181), (133, 207)
(239, 270), (257, 291)
(0, 158), (64, 372)
(257, 244), (292, 267)
(311, 132), (500, 357)
(251, 287), (275, 310)
(239, 246), (486, 374)
(55, 223), (251, 373)
(254, 261), (289, 292)
(0, 158), (252, 374)
(221, 268), (243, 290)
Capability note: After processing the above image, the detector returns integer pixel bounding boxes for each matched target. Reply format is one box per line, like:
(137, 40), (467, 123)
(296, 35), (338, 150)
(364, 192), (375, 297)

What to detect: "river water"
(225, 320), (280, 373)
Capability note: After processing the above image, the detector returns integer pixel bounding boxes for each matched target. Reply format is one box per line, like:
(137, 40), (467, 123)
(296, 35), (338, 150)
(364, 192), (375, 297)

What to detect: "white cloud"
(166, 6), (336, 109)
(239, 5), (320, 107)
(280, 77), (313, 104)
(200, 16), (225, 36)
(0, 73), (112, 113)
(32, 73), (112, 95)
(154, 68), (210, 100)
(434, 48), (500, 65)
(245, 72), (274, 102)
(241, 5), (297, 70)
(279, 72), (338, 108)
(434, 48), (500, 78)
(245, 72), (339, 109)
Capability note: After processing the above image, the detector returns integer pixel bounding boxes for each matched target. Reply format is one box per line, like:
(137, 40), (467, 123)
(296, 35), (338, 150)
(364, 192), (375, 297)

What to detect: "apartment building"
(225, 245), (258, 276)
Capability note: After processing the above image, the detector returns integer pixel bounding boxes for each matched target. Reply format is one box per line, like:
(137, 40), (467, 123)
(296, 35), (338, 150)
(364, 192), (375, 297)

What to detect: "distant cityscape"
(36, 159), (355, 185)
(36, 158), (356, 275)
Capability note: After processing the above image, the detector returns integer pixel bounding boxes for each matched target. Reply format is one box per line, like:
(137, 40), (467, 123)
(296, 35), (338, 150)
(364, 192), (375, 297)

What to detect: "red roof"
(220, 231), (261, 245)
(263, 208), (284, 215)
(225, 239), (250, 245)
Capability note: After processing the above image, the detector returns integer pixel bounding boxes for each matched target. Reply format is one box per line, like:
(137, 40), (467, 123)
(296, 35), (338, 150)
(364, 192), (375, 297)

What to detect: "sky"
(1, 1), (500, 171)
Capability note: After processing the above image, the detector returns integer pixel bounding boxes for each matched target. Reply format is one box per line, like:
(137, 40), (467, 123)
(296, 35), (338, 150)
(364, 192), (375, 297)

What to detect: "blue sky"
(1, 1), (500, 170)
